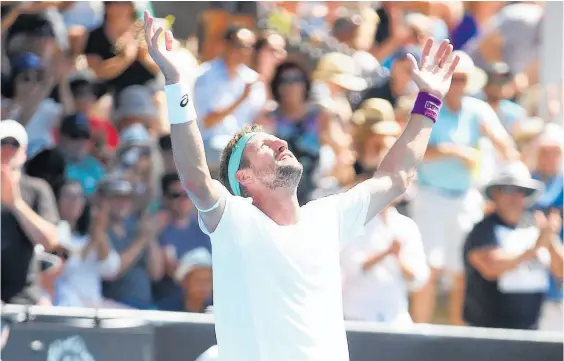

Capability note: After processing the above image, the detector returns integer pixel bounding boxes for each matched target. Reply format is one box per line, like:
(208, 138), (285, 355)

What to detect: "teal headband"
(228, 132), (259, 196)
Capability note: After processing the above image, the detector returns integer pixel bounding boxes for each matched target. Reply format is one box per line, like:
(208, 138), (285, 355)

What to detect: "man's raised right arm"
(144, 11), (224, 232)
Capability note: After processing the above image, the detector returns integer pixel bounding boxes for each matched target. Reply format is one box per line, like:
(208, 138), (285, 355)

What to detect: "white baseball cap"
(175, 247), (212, 282)
(0, 119), (28, 147)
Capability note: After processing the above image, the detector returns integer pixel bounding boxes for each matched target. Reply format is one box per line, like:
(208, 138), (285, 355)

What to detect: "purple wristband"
(411, 92), (442, 123)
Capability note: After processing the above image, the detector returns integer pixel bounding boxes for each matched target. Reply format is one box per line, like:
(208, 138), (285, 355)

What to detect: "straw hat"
(352, 98), (395, 127)
(484, 162), (543, 201)
(312, 52), (367, 91)
(446, 50), (487, 94)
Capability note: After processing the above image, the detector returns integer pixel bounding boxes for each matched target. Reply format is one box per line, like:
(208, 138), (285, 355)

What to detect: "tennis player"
(144, 11), (459, 361)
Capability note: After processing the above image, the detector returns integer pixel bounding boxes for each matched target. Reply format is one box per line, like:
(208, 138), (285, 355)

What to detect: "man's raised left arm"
(360, 38), (460, 223)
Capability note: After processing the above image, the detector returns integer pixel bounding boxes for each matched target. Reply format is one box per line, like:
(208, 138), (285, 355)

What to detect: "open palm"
(406, 38), (460, 99)
(143, 10), (180, 85)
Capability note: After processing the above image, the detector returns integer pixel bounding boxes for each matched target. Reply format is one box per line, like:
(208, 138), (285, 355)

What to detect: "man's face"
(492, 186), (527, 224)
(225, 29), (256, 65)
(391, 58), (412, 90)
(181, 267), (213, 301)
(536, 144), (562, 177)
(165, 180), (193, 217)
(447, 73), (468, 100)
(106, 194), (133, 221)
(59, 135), (90, 163)
(241, 133), (303, 193)
(1, 140), (25, 182)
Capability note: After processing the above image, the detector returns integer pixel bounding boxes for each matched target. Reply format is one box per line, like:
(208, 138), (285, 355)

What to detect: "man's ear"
(236, 168), (253, 188)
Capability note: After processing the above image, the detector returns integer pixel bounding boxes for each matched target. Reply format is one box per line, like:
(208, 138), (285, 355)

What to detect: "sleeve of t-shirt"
(464, 220), (497, 256)
(197, 180), (258, 244)
(34, 178), (60, 225)
(325, 183), (371, 249)
(84, 27), (103, 56)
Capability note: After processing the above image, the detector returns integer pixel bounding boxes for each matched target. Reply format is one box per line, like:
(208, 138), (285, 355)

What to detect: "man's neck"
(170, 213), (191, 227)
(252, 190), (300, 226)
(487, 98), (501, 110)
(223, 58), (241, 79)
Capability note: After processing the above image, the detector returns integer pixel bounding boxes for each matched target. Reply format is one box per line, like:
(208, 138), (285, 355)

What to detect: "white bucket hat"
(484, 161), (544, 201)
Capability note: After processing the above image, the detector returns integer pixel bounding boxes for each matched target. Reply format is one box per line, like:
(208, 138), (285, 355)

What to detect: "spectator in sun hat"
(312, 52), (367, 124)
(58, 112), (106, 197)
(173, 247), (213, 313)
(463, 161), (563, 330)
(1, 119), (60, 306)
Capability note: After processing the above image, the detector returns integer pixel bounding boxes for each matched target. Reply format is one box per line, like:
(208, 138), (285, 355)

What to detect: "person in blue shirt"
(482, 62), (527, 136)
(410, 51), (519, 325)
(57, 113), (105, 196)
(530, 124), (564, 331)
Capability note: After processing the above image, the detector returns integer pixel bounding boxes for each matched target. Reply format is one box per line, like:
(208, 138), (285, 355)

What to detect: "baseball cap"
(60, 113), (91, 139)
(113, 85), (158, 123)
(0, 119), (28, 148)
(175, 248), (213, 282)
(484, 62), (512, 85)
(10, 52), (44, 73)
(97, 177), (134, 197)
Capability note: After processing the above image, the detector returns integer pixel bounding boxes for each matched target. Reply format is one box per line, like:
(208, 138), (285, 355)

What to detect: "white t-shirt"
(340, 209), (429, 325)
(198, 181), (371, 361)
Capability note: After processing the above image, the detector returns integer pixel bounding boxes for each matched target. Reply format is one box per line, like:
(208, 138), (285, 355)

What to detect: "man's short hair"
(218, 124), (263, 196)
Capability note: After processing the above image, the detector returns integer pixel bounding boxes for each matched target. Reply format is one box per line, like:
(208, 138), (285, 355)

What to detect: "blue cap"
(10, 52), (44, 72)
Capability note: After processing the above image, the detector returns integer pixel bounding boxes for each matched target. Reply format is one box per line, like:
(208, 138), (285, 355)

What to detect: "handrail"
(2, 304), (561, 343)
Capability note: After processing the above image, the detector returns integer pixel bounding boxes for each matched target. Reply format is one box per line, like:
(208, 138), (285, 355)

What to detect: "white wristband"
(164, 83), (197, 125)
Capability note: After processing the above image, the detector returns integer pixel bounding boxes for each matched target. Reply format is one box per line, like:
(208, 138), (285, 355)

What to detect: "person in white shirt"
(144, 11), (460, 361)
(341, 203), (429, 325)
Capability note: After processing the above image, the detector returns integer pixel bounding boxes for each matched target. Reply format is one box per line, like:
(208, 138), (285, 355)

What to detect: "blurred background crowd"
(1, 0), (563, 336)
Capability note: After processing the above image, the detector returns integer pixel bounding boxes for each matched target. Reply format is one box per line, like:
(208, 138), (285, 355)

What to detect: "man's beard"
(259, 163), (303, 191)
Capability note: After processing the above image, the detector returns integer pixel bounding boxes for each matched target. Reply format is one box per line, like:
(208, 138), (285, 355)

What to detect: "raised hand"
(143, 10), (180, 85)
(407, 38), (460, 99)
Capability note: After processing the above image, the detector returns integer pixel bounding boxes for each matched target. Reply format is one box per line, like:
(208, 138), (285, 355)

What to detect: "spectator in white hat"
(1, 119), (59, 305)
(173, 248), (213, 313)
(463, 161), (563, 330)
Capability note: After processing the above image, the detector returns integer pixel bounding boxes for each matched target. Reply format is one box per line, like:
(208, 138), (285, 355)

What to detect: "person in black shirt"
(1, 119), (59, 305)
(463, 162), (563, 329)
(84, 1), (159, 98)
(358, 48), (419, 109)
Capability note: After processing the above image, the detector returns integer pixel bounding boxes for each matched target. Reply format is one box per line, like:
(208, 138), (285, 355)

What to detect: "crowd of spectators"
(1, 1), (562, 335)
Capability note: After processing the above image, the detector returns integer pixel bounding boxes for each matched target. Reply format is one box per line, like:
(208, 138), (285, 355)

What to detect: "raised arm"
(143, 12), (224, 232)
(362, 38), (460, 222)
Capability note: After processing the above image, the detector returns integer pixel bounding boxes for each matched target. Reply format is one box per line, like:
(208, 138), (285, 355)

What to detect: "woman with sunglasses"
(52, 180), (121, 308)
(256, 61), (353, 205)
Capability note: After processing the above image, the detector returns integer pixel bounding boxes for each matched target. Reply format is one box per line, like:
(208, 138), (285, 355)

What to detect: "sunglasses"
(1, 137), (20, 148)
(499, 185), (527, 195)
(61, 191), (84, 200)
(280, 75), (305, 85)
(167, 192), (188, 200)
(18, 70), (44, 83)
